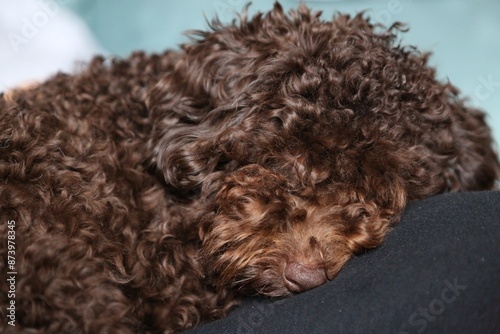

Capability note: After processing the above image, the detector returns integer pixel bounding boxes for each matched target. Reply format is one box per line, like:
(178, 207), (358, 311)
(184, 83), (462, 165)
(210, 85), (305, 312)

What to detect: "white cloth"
(0, 0), (102, 92)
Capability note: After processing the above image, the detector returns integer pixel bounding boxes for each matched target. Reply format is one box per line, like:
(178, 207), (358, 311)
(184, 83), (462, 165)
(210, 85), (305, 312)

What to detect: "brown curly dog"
(1, 3), (499, 333)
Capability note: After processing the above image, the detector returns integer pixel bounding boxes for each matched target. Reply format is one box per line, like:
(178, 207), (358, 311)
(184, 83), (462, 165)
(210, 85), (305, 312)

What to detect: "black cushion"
(185, 191), (500, 334)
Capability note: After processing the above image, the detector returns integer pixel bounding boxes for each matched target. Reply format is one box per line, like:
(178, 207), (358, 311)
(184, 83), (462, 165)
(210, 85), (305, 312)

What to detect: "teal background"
(64, 0), (500, 146)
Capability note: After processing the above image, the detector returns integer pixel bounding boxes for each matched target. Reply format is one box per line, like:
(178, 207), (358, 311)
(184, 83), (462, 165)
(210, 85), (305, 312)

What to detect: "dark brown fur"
(1, 3), (498, 333)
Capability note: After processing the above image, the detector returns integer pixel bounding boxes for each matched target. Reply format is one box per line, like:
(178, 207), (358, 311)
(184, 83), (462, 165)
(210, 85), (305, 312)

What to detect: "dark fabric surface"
(185, 191), (500, 334)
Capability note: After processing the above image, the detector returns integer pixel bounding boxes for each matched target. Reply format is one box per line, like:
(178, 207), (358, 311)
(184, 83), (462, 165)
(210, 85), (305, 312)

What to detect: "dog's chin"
(233, 270), (294, 297)
(228, 261), (338, 297)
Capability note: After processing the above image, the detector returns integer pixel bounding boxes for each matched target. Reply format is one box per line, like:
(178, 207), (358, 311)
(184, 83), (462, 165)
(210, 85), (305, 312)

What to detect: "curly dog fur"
(1, 3), (499, 333)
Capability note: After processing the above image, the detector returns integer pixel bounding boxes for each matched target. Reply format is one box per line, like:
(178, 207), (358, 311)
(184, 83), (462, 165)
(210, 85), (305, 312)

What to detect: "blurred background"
(1, 0), (499, 145)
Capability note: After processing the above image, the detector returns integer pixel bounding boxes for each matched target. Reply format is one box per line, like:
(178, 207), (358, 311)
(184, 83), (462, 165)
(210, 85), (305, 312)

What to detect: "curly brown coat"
(1, 3), (498, 333)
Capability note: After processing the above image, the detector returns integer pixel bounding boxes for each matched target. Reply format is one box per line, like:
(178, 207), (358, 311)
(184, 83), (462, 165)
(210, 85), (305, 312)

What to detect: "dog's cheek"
(198, 203), (289, 287)
(198, 221), (258, 289)
(197, 166), (301, 290)
(334, 197), (401, 253)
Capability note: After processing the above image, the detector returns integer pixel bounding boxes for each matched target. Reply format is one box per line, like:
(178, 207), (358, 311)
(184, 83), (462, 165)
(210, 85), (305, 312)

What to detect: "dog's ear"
(146, 68), (224, 195)
(144, 20), (271, 196)
(145, 46), (253, 197)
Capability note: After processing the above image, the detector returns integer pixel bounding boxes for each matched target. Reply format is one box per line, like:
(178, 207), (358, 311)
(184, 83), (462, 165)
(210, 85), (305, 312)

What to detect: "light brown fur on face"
(198, 164), (405, 297)
(1, 3), (499, 333)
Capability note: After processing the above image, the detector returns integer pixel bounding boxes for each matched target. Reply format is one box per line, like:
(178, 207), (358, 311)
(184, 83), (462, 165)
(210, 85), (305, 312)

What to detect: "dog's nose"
(284, 262), (327, 293)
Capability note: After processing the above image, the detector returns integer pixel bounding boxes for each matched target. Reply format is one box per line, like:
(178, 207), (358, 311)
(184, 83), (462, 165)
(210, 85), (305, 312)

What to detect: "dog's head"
(145, 4), (497, 295)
